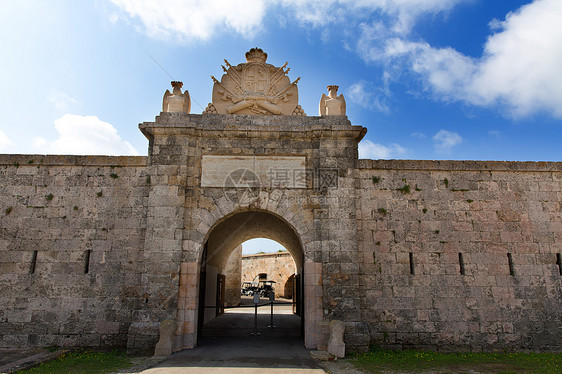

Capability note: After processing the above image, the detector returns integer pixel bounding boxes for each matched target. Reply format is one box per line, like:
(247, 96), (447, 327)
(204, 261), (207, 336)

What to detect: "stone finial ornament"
(208, 48), (301, 115)
(163, 81), (191, 113)
(319, 85), (346, 116)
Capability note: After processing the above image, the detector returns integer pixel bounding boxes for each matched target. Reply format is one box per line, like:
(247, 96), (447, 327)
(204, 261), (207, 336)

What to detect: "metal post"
(268, 291), (276, 328)
(250, 293), (261, 336)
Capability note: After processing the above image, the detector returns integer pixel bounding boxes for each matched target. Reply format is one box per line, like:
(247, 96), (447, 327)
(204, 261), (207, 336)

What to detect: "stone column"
(304, 260), (323, 348)
(176, 261), (198, 350)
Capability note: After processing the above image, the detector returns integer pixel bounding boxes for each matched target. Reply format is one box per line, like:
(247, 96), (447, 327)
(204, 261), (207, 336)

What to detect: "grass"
(351, 347), (562, 374)
(16, 349), (133, 374)
(396, 184), (411, 194)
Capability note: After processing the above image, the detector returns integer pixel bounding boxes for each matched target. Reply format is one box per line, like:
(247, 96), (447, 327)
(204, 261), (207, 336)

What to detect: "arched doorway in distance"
(196, 209), (304, 341)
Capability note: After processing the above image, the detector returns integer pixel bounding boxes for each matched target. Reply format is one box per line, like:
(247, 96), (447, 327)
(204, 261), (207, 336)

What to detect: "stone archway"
(199, 210), (304, 339)
(174, 208), (322, 351)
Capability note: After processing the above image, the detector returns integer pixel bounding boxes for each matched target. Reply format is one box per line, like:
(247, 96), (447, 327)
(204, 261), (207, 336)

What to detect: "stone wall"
(224, 246), (242, 307)
(1, 114), (561, 354)
(141, 113), (366, 351)
(356, 159), (562, 351)
(241, 251), (296, 298)
(0, 155), (149, 349)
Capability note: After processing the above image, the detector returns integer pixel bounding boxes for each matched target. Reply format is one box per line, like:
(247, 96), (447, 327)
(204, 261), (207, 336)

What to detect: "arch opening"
(197, 210), (304, 340)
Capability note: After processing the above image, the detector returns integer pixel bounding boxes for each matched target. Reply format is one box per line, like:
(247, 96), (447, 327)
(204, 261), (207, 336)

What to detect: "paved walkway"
(141, 298), (324, 373)
(0, 299), (324, 374)
(140, 336), (325, 374)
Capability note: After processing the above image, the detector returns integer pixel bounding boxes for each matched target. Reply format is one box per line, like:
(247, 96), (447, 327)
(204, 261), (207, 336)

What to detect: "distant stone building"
(0, 48), (561, 354)
(241, 251), (296, 299)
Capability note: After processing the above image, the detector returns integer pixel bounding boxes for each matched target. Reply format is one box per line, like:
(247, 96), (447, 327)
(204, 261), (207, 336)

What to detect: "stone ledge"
(241, 251), (292, 259)
(358, 159), (562, 172)
(309, 350), (334, 361)
(139, 113), (367, 141)
(153, 112), (353, 126)
(0, 154), (148, 166)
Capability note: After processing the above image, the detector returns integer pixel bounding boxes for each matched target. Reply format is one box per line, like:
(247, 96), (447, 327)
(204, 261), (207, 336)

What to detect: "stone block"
(327, 320), (345, 358)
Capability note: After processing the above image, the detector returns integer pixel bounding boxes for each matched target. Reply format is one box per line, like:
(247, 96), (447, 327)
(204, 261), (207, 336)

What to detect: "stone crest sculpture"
(163, 81), (190, 113)
(204, 48), (303, 116)
(319, 85), (346, 116)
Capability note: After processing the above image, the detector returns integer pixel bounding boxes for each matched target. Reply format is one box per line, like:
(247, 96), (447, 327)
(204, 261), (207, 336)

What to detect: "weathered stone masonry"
(0, 115), (561, 354)
(357, 159), (562, 351)
(0, 155), (149, 349)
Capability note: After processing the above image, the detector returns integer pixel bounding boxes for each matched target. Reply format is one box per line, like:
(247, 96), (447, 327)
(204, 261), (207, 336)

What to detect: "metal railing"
(202, 300), (293, 335)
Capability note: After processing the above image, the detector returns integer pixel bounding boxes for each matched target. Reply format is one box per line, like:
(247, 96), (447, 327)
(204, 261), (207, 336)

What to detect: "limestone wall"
(1, 115), (561, 354)
(224, 246), (242, 307)
(241, 252), (296, 298)
(356, 159), (562, 351)
(0, 155), (149, 349)
(140, 113), (365, 351)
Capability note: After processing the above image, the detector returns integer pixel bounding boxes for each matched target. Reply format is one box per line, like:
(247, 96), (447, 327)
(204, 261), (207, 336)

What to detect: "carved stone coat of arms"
(205, 48), (303, 116)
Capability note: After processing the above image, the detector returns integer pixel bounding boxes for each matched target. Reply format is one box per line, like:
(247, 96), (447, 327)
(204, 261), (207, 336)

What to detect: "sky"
(242, 238), (287, 255)
(1, 0), (561, 161)
(2, 0), (561, 254)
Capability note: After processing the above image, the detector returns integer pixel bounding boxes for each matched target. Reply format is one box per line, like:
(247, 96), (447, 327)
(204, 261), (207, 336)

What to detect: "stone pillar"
(176, 261), (198, 351)
(127, 162), (187, 354)
(304, 260), (323, 348)
(224, 246), (242, 307)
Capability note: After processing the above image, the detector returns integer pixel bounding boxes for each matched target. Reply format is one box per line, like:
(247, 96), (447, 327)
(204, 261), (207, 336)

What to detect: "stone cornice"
(358, 158), (562, 172)
(0, 154), (147, 166)
(139, 113), (367, 141)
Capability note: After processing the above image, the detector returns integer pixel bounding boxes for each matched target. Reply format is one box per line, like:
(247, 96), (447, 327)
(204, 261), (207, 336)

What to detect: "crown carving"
(171, 81), (183, 89)
(245, 47), (268, 63)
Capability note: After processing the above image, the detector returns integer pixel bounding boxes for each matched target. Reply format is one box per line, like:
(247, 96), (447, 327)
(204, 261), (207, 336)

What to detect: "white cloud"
(433, 130), (462, 154)
(46, 90), (78, 112)
(0, 130), (12, 151)
(109, 0), (562, 119)
(347, 80), (390, 114)
(411, 132), (426, 139)
(110, 0), (266, 41)
(110, 0), (466, 42)
(362, 0), (562, 118)
(358, 139), (407, 159)
(470, 0), (562, 117)
(33, 114), (138, 156)
(281, 0), (467, 33)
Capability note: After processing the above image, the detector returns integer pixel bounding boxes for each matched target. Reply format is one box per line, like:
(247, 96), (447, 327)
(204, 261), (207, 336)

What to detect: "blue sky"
(242, 238), (287, 255)
(0, 0), (561, 162)
(3, 1), (561, 254)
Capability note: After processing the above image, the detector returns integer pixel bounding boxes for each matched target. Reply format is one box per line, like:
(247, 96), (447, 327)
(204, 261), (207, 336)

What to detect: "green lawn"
(16, 349), (133, 374)
(352, 347), (562, 374)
